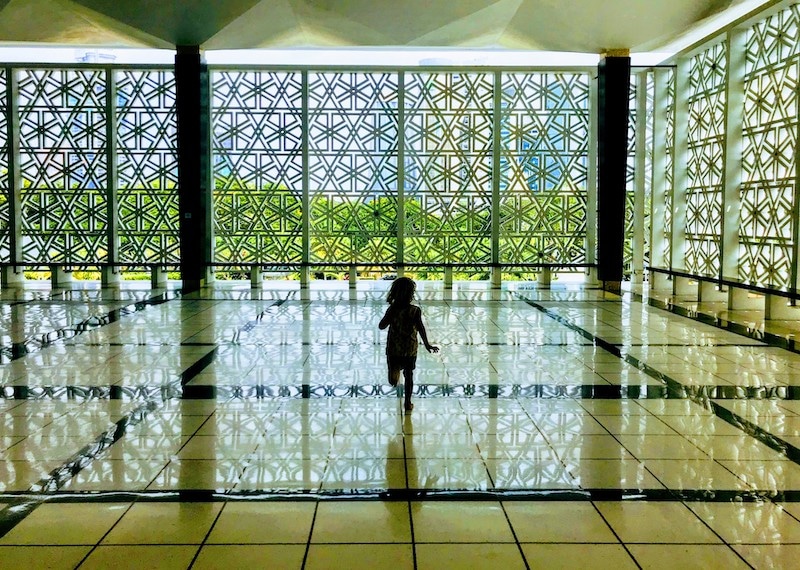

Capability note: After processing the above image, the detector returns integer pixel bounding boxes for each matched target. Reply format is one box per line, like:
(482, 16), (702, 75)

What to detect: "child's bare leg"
(403, 369), (414, 410)
(388, 367), (401, 387)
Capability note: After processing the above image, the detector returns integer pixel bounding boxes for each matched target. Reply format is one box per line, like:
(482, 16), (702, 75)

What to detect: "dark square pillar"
(596, 55), (631, 291)
(175, 45), (212, 293)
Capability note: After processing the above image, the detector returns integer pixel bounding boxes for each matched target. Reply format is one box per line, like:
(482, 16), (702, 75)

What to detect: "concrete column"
(596, 51), (631, 293)
(728, 287), (762, 311)
(101, 266), (121, 288)
(175, 46), (213, 293)
(538, 266), (552, 288)
(491, 266), (502, 289)
(349, 265), (357, 290)
(51, 266), (72, 289)
(766, 294), (800, 320)
(673, 275), (698, 298)
(699, 280), (728, 303)
(1, 266), (24, 288)
(250, 266), (263, 288)
(151, 266), (168, 289)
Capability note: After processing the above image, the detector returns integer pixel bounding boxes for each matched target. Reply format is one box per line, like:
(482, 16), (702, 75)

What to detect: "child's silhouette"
(378, 277), (439, 412)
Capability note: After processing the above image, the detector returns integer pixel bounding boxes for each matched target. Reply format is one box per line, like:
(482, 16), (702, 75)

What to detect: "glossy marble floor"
(2, 279), (800, 568)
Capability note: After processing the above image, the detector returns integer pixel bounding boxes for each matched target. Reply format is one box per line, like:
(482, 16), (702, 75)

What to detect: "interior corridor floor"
(2, 279), (800, 569)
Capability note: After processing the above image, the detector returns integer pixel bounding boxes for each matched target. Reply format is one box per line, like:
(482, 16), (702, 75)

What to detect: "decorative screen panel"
(404, 73), (492, 264)
(18, 69), (107, 263)
(664, 69), (675, 266)
(0, 68), (8, 262)
(623, 75), (637, 274)
(685, 42), (726, 276)
(643, 72), (654, 269)
(740, 5), (799, 287)
(116, 70), (179, 264)
(212, 71), (303, 263)
(498, 73), (589, 265)
(307, 72), (398, 264)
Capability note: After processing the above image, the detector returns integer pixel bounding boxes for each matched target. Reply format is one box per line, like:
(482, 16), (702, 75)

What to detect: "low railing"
(647, 266), (800, 320)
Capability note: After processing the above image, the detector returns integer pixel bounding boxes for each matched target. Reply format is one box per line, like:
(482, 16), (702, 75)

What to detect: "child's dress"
(386, 304), (421, 359)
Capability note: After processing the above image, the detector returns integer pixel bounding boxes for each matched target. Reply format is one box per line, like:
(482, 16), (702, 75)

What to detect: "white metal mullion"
(722, 29), (745, 282)
(5, 67), (21, 266)
(632, 70), (648, 284)
(650, 68), (670, 270)
(791, 53), (800, 293)
(586, 74), (598, 279)
(301, 71), (310, 272)
(397, 71), (405, 270)
(491, 71), (501, 269)
(671, 57), (691, 272)
(105, 68), (118, 267)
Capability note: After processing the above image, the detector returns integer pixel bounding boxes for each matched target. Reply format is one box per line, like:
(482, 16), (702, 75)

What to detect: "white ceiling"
(0, 0), (765, 53)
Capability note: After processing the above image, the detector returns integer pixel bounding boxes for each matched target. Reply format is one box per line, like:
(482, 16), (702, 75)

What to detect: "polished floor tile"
(687, 502), (800, 544)
(101, 503), (223, 545)
(306, 544), (413, 570)
(412, 502), (515, 543)
(0, 503), (130, 545)
(594, 502), (722, 544)
(206, 502), (315, 544)
(520, 544), (637, 570)
(194, 545), (306, 570)
(4, 281), (800, 568)
(79, 545), (199, 570)
(0, 545), (92, 569)
(503, 502), (617, 542)
(626, 544), (750, 570)
(311, 502), (410, 543)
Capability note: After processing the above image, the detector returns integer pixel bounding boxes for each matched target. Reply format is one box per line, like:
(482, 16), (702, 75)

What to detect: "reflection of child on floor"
(379, 277), (439, 412)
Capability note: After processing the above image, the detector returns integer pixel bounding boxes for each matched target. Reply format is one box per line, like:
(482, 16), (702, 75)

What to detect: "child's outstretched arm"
(416, 312), (439, 353)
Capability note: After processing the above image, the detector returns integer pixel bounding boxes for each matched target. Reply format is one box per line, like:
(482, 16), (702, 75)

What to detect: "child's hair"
(387, 277), (415, 305)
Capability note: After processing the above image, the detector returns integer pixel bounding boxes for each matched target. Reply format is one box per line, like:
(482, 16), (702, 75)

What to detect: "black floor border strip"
(0, 346), (221, 538)
(0, 291), (180, 363)
(9, 382), (800, 402)
(1, 487), (796, 504)
(0, 500), (41, 538)
(26, 400), (161, 494)
(622, 352), (800, 464)
(523, 297), (800, 471)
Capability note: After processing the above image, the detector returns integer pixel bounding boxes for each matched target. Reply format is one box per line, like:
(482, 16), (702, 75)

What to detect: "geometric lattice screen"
(0, 68), (7, 262)
(4, 68), (178, 267)
(651, 4), (800, 292)
(211, 70), (590, 268)
(2, 66), (593, 272)
(18, 69), (108, 263)
(309, 72), (398, 264)
(404, 72), (492, 264)
(740, 5), (800, 288)
(116, 70), (179, 264)
(685, 42), (727, 277)
(212, 71), (303, 264)
(498, 73), (589, 265)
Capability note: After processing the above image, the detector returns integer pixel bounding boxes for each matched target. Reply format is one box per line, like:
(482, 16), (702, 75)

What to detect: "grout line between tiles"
(588, 501), (642, 570)
(522, 297), (800, 472)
